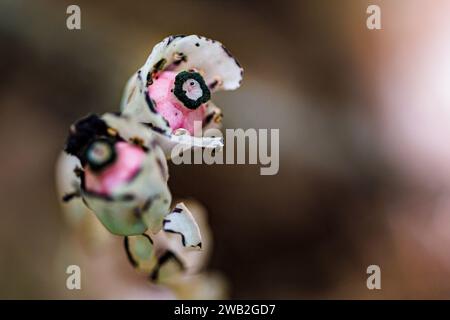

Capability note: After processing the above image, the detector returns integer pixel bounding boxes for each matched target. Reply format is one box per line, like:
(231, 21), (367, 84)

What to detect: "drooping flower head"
(120, 35), (244, 155)
(63, 113), (172, 236)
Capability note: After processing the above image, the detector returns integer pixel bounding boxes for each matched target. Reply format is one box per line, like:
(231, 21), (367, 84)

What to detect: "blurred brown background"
(2, 0), (450, 299)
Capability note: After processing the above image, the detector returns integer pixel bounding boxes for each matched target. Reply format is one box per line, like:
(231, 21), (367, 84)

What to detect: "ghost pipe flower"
(120, 34), (243, 157)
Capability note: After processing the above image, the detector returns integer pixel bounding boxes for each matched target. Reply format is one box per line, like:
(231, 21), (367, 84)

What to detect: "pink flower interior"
(148, 71), (206, 135)
(85, 142), (145, 196)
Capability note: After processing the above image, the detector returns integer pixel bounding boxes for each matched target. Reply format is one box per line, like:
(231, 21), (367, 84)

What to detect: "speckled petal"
(140, 35), (243, 92)
(163, 203), (202, 249)
(102, 113), (154, 146)
(151, 199), (212, 276)
(56, 152), (85, 224)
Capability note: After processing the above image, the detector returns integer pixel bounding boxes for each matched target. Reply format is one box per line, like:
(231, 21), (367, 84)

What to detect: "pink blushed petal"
(182, 105), (206, 135)
(156, 101), (185, 131)
(148, 71), (207, 135)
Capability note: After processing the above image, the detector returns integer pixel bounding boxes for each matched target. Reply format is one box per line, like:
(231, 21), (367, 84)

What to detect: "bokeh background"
(2, 0), (450, 299)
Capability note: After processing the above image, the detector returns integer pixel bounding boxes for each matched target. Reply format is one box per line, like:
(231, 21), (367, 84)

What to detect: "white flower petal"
(151, 199), (212, 275)
(163, 203), (202, 249)
(102, 113), (154, 146)
(55, 152), (86, 225)
(140, 35), (243, 92)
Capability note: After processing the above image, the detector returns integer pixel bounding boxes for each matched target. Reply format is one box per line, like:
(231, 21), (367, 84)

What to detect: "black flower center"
(173, 71), (211, 109)
(85, 138), (117, 172)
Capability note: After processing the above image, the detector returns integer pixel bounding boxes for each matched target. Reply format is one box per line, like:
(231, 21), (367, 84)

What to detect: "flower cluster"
(57, 35), (243, 295)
